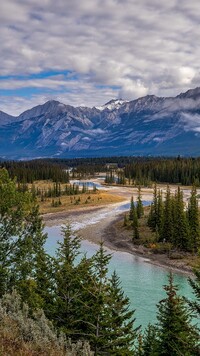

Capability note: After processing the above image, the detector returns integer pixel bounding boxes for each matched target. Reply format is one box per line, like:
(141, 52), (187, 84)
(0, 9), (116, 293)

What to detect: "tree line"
(3, 156), (200, 186)
(1, 160), (70, 183)
(18, 181), (97, 199)
(53, 156), (200, 186)
(0, 168), (200, 355)
(148, 185), (200, 252)
(126, 185), (200, 253)
(124, 157), (200, 186)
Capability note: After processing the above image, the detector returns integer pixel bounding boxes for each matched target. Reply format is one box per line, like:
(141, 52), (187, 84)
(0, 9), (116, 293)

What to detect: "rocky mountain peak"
(177, 87), (200, 100)
(96, 98), (127, 111)
(0, 110), (16, 126)
(1, 87), (200, 159)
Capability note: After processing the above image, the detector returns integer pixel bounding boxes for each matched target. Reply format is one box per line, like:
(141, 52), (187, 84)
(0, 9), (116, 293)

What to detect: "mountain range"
(1, 87), (200, 159)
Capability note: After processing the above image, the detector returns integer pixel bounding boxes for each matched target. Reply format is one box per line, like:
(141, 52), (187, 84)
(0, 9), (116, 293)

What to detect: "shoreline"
(43, 205), (194, 276)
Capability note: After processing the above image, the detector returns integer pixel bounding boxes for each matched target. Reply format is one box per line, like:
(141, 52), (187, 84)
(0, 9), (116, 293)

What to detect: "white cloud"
(181, 112), (200, 132)
(119, 79), (148, 100)
(0, 0), (200, 114)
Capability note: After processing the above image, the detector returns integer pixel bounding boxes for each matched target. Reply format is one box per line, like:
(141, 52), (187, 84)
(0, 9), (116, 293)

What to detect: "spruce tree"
(147, 203), (155, 230)
(160, 186), (174, 243)
(136, 186), (144, 219)
(53, 224), (86, 337)
(82, 245), (139, 355)
(8, 204), (51, 311)
(155, 273), (199, 355)
(129, 196), (135, 221)
(140, 324), (158, 356)
(187, 268), (200, 318)
(0, 168), (47, 298)
(147, 184), (158, 230)
(84, 243), (112, 354)
(157, 190), (164, 236)
(124, 213), (128, 226)
(104, 271), (140, 355)
(173, 187), (189, 250)
(188, 186), (200, 252)
(133, 207), (139, 241)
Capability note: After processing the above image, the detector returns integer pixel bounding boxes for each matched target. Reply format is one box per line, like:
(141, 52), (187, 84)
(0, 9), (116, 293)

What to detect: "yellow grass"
(38, 191), (124, 214)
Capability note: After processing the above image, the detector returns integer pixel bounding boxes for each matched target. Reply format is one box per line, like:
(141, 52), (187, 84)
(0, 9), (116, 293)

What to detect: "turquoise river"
(45, 224), (195, 330)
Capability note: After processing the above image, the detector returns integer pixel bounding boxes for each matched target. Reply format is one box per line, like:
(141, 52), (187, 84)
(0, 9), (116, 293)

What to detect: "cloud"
(119, 79), (148, 100)
(181, 112), (200, 132)
(0, 0), (200, 114)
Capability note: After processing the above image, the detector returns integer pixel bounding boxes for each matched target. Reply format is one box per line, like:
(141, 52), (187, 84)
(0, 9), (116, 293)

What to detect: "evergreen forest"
(3, 155), (200, 186)
(0, 167), (200, 355)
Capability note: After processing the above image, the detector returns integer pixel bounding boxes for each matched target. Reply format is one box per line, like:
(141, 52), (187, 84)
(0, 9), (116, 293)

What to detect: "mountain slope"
(1, 88), (200, 159)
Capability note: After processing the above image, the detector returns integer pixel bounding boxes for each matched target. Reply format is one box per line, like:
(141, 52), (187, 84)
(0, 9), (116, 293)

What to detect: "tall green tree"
(0, 168), (46, 298)
(84, 243), (112, 354)
(147, 184), (158, 230)
(140, 324), (158, 356)
(136, 186), (144, 219)
(187, 268), (200, 318)
(133, 207), (139, 241)
(155, 273), (199, 355)
(160, 186), (174, 243)
(173, 187), (189, 250)
(53, 224), (87, 337)
(82, 245), (139, 355)
(129, 196), (135, 221)
(188, 186), (200, 252)
(104, 271), (139, 355)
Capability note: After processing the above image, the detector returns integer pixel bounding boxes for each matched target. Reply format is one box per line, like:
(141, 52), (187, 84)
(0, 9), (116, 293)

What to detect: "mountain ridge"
(1, 87), (200, 159)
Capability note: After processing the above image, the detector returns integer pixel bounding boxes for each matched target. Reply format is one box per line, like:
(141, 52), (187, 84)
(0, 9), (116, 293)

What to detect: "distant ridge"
(1, 87), (200, 159)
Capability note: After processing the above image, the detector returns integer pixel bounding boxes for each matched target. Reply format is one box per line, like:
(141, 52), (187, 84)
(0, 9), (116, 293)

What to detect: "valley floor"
(43, 182), (199, 275)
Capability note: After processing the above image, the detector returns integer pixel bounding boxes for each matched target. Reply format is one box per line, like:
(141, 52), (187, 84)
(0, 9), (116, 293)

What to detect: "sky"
(0, 0), (200, 116)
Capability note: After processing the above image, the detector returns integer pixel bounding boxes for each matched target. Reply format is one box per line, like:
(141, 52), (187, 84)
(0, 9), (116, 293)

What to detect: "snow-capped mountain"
(2, 87), (200, 159)
(95, 99), (127, 111)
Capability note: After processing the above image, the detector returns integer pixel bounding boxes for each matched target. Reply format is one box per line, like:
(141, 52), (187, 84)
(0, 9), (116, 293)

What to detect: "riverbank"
(43, 203), (194, 276)
(78, 214), (195, 276)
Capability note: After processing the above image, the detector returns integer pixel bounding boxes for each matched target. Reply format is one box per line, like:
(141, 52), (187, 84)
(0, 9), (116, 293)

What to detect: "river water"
(45, 179), (196, 329)
(45, 204), (195, 330)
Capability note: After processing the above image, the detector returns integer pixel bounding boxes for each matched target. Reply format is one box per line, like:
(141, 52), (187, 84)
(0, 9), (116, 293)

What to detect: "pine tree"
(187, 268), (200, 318)
(81, 245), (139, 355)
(140, 324), (158, 356)
(0, 168), (45, 297)
(136, 186), (144, 219)
(133, 207), (139, 241)
(8, 204), (52, 312)
(147, 203), (154, 230)
(147, 184), (158, 230)
(129, 196), (135, 221)
(53, 224), (86, 336)
(160, 186), (174, 243)
(86, 243), (112, 354)
(157, 190), (164, 236)
(173, 187), (189, 250)
(33, 248), (55, 316)
(155, 273), (199, 355)
(188, 186), (200, 252)
(104, 271), (140, 355)
(124, 213), (128, 226)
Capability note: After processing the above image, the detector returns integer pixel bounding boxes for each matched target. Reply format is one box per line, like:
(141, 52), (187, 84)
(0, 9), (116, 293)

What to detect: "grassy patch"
(38, 191), (124, 214)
